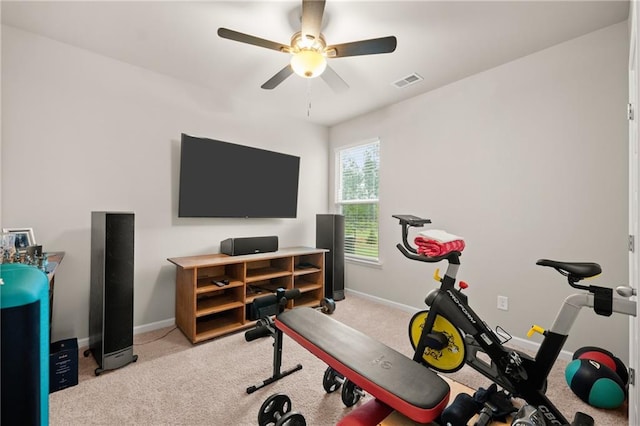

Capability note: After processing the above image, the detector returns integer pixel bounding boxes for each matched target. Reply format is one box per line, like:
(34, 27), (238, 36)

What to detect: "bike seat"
(536, 259), (601, 279)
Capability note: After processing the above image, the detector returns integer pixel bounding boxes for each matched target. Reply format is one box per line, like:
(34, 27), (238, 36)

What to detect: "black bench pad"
(275, 307), (450, 424)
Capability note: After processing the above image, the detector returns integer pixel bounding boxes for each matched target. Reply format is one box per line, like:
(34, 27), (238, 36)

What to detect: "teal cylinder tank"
(0, 263), (49, 426)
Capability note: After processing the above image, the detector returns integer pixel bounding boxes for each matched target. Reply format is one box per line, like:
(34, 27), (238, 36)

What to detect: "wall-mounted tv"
(178, 134), (300, 218)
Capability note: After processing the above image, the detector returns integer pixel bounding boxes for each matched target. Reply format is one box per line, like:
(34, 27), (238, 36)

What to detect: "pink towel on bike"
(415, 229), (465, 257)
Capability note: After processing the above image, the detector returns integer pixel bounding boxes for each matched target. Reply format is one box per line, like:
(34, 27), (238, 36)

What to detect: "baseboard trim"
(344, 289), (573, 361)
(76, 318), (176, 350)
(345, 288), (420, 314)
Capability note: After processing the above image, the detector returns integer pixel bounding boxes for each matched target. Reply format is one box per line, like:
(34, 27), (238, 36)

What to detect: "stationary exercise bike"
(393, 214), (637, 425)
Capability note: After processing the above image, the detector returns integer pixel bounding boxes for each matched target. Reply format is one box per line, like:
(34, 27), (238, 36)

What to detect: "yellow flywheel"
(408, 310), (466, 372)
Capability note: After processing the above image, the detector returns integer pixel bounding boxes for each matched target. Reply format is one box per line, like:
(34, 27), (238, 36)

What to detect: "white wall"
(330, 23), (630, 361)
(0, 26), (329, 342)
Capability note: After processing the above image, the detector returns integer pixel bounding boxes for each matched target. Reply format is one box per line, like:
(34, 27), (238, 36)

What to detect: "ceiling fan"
(217, 0), (397, 92)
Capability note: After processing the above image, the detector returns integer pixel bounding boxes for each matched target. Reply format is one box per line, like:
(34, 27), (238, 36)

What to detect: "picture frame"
(2, 228), (36, 253)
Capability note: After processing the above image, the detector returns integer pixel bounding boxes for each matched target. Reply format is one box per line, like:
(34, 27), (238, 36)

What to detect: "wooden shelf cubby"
(168, 247), (326, 343)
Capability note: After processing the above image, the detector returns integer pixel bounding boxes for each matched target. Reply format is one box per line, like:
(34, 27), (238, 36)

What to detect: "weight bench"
(275, 307), (451, 424)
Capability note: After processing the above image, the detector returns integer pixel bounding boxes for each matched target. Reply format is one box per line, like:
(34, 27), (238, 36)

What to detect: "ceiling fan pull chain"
(307, 80), (312, 117)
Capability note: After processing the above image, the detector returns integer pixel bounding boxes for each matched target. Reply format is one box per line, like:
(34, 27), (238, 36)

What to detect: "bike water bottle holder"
(573, 280), (614, 316)
(482, 319), (512, 345)
(591, 285), (613, 316)
(495, 325), (512, 344)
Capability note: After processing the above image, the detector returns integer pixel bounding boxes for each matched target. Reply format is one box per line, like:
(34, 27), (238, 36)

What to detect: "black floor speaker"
(316, 214), (345, 301)
(86, 212), (137, 375)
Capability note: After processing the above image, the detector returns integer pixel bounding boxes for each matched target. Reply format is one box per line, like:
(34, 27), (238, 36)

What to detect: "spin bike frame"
(394, 215), (637, 425)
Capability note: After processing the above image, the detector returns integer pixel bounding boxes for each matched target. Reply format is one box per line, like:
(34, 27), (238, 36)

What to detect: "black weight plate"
(341, 379), (362, 407)
(258, 393), (292, 426)
(321, 298), (336, 314)
(322, 367), (343, 393)
(275, 411), (306, 426)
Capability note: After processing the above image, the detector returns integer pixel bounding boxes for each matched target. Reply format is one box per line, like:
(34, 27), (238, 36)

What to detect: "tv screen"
(178, 134), (300, 218)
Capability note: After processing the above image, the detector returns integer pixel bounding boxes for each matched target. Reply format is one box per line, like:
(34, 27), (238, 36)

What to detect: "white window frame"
(335, 138), (380, 263)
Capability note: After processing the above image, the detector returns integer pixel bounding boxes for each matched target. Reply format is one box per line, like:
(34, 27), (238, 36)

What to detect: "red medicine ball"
(573, 346), (628, 385)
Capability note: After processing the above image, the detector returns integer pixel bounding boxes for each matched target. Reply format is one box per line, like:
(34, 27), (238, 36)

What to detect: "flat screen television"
(178, 134), (300, 218)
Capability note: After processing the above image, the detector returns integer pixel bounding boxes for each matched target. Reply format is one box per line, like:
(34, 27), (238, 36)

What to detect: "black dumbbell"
(319, 297), (336, 314)
(322, 367), (365, 407)
(258, 393), (306, 426)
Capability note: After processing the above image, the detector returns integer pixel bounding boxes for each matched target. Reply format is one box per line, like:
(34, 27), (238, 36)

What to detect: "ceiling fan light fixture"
(218, 1), (397, 91)
(290, 49), (327, 78)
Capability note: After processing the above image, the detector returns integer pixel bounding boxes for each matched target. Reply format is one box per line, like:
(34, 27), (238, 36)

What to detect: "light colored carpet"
(50, 294), (628, 425)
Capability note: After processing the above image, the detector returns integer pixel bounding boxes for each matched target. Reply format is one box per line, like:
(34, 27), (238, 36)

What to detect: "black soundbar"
(220, 236), (278, 256)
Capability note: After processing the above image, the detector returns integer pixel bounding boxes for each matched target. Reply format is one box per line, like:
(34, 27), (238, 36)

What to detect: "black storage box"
(49, 338), (78, 393)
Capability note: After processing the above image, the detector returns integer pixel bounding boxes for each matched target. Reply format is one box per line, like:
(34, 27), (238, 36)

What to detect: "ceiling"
(0, 1), (630, 127)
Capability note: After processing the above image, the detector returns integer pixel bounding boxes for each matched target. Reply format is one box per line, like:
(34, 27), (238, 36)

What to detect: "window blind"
(337, 140), (380, 261)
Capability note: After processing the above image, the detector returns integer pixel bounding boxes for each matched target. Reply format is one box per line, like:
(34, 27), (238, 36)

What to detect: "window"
(336, 139), (380, 262)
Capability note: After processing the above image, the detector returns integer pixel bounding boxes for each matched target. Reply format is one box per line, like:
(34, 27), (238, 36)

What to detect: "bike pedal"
(571, 411), (594, 426)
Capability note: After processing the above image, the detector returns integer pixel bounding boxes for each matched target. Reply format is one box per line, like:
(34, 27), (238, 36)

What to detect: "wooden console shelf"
(167, 247), (326, 343)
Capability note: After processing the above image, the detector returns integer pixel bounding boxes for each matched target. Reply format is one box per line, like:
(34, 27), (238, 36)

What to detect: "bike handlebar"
(396, 243), (460, 264)
(393, 214), (461, 265)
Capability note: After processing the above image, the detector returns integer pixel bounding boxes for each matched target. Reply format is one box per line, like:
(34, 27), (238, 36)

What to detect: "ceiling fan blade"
(301, 0), (326, 40)
(321, 65), (349, 93)
(218, 28), (290, 53)
(326, 36), (397, 58)
(261, 65), (294, 90)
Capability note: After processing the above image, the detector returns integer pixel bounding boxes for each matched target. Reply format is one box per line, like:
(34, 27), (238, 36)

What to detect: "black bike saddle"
(536, 259), (602, 279)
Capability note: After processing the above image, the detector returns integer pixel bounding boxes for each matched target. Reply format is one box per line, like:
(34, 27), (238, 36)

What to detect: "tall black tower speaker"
(316, 214), (345, 301)
(85, 212), (137, 375)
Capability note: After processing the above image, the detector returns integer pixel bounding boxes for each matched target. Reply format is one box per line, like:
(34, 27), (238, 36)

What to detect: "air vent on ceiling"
(392, 73), (423, 88)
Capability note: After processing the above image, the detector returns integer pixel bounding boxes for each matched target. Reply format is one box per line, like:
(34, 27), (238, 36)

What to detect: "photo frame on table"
(2, 228), (36, 253)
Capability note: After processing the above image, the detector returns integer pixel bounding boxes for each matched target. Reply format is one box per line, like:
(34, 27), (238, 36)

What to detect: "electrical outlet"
(497, 295), (509, 311)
